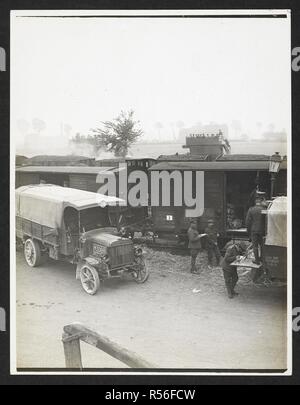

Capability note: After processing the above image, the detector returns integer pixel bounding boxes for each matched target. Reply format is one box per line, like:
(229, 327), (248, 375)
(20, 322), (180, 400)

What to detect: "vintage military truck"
(16, 184), (149, 295)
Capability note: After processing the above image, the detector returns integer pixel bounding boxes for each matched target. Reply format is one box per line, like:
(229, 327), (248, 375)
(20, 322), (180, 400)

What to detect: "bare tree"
(170, 122), (176, 140)
(64, 124), (72, 138)
(32, 118), (46, 134)
(155, 122), (164, 138)
(17, 119), (30, 135)
(176, 120), (185, 131)
(268, 123), (275, 132)
(231, 120), (242, 138)
(175, 120), (185, 142)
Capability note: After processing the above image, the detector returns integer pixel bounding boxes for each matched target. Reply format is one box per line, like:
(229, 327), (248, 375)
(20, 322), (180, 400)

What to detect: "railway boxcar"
(148, 156), (287, 246)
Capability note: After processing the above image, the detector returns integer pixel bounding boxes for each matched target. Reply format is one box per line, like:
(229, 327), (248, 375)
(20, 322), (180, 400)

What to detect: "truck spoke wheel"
(24, 239), (42, 267)
(133, 258), (149, 284)
(80, 265), (100, 295)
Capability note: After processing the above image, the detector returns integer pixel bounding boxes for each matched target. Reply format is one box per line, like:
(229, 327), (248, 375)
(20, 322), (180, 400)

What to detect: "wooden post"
(63, 323), (155, 369)
(62, 332), (83, 370)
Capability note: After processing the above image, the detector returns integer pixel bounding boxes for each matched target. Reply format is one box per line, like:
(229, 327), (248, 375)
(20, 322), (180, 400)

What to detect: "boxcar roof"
(16, 185), (124, 229)
(15, 166), (114, 174)
(216, 154), (270, 161)
(149, 160), (287, 171)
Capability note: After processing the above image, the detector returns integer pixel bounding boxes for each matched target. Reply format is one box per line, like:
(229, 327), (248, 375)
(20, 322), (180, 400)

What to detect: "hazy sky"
(11, 11), (291, 145)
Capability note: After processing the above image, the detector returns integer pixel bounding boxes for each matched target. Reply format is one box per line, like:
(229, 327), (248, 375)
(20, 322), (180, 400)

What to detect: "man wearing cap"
(248, 178), (260, 208)
(246, 196), (266, 264)
(221, 240), (247, 298)
(187, 220), (204, 274)
(205, 219), (221, 268)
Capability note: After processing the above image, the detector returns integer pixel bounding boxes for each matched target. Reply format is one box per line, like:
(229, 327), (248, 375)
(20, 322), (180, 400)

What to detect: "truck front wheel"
(132, 258), (149, 284)
(24, 238), (42, 267)
(79, 265), (100, 295)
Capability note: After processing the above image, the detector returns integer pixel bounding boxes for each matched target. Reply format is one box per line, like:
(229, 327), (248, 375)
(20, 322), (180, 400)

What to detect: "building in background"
(158, 130), (230, 162)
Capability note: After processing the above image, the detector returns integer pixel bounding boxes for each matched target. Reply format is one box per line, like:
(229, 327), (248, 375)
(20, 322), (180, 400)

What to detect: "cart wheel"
(79, 265), (100, 295)
(133, 258), (149, 284)
(24, 238), (42, 267)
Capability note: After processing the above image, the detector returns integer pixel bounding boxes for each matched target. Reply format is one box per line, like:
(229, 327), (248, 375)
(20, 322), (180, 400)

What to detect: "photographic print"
(10, 9), (291, 374)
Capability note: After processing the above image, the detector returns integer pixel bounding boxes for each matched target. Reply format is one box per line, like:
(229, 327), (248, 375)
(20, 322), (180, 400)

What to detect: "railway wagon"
(15, 160), (156, 231)
(148, 158), (287, 246)
(15, 155), (287, 246)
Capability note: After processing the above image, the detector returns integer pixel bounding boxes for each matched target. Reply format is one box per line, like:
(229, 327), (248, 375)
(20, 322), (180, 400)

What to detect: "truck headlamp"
(134, 247), (143, 257)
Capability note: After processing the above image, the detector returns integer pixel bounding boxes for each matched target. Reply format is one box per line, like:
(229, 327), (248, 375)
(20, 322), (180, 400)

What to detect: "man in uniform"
(245, 195), (266, 264)
(205, 219), (221, 268)
(221, 240), (247, 298)
(248, 177), (260, 208)
(187, 220), (205, 274)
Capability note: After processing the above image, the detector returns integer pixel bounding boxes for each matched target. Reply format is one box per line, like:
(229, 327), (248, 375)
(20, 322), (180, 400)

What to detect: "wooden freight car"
(15, 160), (156, 232)
(148, 157), (287, 246)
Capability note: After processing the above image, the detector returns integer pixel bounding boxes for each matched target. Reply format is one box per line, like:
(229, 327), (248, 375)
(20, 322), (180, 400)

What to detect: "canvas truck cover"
(265, 196), (287, 247)
(15, 184), (124, 229)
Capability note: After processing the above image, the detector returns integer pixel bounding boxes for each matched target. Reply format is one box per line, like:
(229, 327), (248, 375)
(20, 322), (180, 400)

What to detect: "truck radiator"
(109, 245), (134, 268)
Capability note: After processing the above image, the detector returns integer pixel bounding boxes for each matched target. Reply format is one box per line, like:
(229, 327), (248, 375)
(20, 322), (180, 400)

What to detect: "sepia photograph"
(10, 9), (291, 373)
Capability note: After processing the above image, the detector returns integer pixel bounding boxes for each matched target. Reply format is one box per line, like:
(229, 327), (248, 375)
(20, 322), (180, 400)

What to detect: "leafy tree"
(91, 110), (143, 157)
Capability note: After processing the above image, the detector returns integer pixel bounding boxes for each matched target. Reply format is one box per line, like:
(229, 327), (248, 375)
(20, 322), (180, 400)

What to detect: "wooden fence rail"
(62, 322), (155, 369)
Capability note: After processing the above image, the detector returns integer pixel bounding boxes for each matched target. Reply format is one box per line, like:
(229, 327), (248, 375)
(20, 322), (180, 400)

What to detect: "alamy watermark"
(0, 307), (6, 332)
(96, 164), (204, 217)
(293, 307), (300, 332)
(292, 47), (300, 72)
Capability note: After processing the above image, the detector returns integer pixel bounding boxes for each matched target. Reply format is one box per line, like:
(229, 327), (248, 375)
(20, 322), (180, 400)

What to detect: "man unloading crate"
(245, 193), (266, 265)
(221, 240), (247, 299)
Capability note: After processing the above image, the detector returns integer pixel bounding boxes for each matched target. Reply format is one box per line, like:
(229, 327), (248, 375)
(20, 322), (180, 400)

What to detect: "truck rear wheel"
(24, 238), (42, 267)
(79, 265), (100, 295)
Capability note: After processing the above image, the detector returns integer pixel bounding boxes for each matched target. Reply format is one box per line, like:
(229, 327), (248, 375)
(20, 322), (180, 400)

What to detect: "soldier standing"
(245, 196), (266, 264)
(205, 219), (221, 268)
(187, 220), (204, 274)
(221, 240), (247, 298)
(248, 177), (260, 208)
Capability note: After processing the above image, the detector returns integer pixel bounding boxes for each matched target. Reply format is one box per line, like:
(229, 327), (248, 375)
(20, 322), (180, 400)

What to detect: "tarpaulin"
(16, 188), (64, 229)
(15, 184), (124, 229)
(265, 196), (287, 247)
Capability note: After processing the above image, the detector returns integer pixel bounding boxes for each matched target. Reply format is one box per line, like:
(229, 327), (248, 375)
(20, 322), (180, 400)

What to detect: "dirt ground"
(15, 246), (287, 370)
